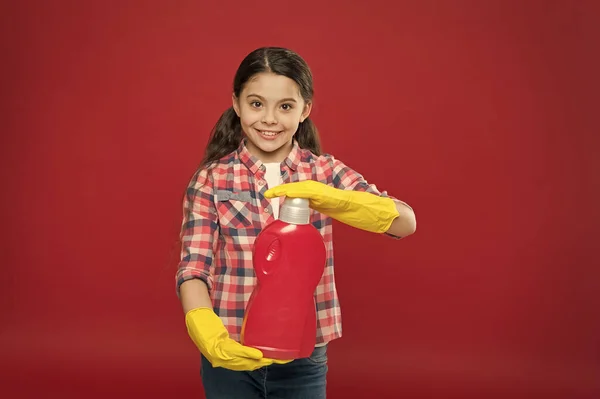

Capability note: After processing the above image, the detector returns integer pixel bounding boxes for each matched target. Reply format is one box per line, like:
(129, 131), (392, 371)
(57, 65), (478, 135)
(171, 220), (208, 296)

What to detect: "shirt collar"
(237, 138), (302, 174)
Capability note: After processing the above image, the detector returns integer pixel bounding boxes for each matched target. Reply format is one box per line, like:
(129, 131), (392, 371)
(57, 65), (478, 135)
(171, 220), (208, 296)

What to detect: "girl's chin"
(246, 135), (293, 158)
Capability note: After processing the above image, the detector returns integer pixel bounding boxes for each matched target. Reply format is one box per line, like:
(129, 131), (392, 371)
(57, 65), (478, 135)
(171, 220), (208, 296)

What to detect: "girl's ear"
(232, 93), (240, 117)
(300, 101), (312, 123)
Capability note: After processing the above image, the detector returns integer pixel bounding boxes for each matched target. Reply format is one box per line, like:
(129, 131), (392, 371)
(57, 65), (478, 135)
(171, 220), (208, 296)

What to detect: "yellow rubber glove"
(185, 307), (291, 371)
(264, 180), (399, 234)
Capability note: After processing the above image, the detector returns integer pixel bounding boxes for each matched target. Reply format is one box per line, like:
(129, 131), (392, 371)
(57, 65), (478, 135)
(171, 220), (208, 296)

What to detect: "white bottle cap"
(279, 198), (310, 225)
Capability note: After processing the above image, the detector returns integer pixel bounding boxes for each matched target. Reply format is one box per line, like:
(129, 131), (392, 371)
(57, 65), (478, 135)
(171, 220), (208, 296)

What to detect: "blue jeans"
(201, 345), (328, 398)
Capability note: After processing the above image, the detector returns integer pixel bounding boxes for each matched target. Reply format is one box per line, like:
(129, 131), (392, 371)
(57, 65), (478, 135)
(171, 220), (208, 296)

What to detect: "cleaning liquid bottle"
(240, 197), (327, 360)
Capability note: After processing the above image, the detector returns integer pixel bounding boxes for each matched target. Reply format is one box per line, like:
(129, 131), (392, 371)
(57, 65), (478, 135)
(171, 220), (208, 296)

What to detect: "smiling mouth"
(257, 129), (282, 137)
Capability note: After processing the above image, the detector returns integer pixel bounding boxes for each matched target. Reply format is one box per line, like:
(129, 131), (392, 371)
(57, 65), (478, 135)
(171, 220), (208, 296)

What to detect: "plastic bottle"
(240, 197), (327, 360)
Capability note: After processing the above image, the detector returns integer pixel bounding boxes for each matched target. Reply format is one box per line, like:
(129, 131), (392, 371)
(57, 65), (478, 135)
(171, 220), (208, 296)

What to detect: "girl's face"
(233, 72), (311, 163)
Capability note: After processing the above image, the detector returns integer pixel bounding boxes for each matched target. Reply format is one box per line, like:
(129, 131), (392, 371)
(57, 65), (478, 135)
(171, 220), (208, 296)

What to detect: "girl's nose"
(262, 109), (277, 125)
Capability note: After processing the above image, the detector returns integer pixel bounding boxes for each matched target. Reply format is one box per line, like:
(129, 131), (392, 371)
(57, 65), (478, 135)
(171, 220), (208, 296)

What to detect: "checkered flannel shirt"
(176, 139), (405, 345)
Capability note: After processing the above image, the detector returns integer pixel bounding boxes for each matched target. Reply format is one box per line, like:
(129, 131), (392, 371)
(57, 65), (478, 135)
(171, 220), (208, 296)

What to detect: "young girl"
(177, 47), (416, 398)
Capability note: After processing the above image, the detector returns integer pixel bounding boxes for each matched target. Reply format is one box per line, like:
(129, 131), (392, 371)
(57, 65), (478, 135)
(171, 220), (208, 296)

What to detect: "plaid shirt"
(176, 139), (404, 345)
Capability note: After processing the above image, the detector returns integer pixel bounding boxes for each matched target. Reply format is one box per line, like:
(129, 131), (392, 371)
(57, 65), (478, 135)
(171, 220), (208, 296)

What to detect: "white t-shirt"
(263, 163), (282, 219)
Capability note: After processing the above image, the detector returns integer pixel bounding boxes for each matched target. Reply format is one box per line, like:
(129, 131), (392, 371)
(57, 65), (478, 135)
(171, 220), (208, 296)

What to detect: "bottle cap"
(279, 197), (310, 225)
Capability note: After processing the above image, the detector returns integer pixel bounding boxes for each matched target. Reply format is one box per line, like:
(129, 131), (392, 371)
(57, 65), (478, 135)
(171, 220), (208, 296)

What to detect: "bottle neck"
(279, 198), (310, 225)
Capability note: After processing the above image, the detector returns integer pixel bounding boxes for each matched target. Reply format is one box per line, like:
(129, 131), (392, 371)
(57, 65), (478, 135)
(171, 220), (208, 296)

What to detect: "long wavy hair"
(200, 47), (321, 166)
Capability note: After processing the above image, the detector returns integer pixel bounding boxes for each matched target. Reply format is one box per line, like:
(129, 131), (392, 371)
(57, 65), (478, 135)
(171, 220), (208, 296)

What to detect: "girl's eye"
(281, 104), (293, 111)
(251, 101), (262, 108)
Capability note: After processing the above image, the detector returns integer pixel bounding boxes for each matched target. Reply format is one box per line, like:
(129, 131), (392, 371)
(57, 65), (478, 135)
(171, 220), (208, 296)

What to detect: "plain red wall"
(1, 1), (599, 398)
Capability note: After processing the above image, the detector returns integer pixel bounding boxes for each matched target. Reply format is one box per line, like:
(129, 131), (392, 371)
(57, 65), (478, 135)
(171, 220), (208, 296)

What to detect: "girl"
(177, 47), (416, 398)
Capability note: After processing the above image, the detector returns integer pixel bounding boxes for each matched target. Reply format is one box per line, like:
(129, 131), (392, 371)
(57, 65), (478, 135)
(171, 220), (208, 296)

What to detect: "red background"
(1, 1), (599, 398)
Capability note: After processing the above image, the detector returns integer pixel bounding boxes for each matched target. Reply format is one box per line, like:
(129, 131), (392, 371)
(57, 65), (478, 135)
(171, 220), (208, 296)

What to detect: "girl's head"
(202, 47), (321, 166)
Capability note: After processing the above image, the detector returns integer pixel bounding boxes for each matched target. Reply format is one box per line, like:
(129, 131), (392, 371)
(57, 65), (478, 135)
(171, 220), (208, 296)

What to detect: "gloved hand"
(185, 307), (291, 371)
(265, 180), (399, 234)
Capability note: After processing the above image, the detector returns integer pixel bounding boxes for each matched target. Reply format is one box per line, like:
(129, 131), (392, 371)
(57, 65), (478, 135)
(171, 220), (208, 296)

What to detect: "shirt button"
(264, 207), (270, 213)
(258, 180), (265, 186)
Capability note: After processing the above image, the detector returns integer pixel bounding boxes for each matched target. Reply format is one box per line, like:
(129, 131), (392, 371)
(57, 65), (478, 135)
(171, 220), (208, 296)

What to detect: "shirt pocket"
(215, 190), (254, 229)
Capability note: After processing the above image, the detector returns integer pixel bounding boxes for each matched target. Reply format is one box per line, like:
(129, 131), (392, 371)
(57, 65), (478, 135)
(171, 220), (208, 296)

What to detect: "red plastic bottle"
(241, 197), (327, 360)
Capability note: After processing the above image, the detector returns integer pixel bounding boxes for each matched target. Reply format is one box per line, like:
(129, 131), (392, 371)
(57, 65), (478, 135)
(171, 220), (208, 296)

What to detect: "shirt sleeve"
(328, 155), (412, 239)
(175, 166), (219, 296)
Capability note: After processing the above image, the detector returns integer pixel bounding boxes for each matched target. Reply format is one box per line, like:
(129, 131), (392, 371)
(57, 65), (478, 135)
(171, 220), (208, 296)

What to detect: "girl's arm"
(180, 279), (213, 314)
(176, 166), (218, 306)
(176, 167), (282, 371)
(386, 202), (417, 238)
(328, 156), (416, 238)
(265, 155), (417, 238)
